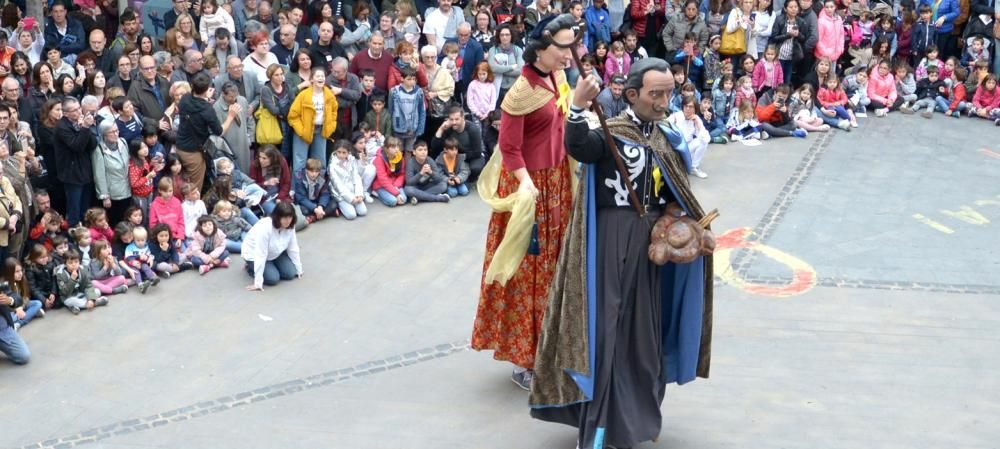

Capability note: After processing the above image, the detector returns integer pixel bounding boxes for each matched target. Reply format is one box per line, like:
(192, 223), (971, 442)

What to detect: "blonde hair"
(132, 225), (148, 240)
(212, 200), (236, 215)
(737, 100), (755, 121)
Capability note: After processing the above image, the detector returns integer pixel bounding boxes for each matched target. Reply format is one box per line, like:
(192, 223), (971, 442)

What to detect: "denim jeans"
(12, 299), (42, 327)
(0, 321), (29, 364)
(191, 249), (232, 266)
(376, 188), (407, 207)
(244, 251), (297, 286)
(292, 129), (327, 174)
(404, 181), (448, 203)
(279, 122), (293, 162)
(447, 183), (470, 197)
(831, 105), (852, 120)
(240, 207), (259, 225)
(64, 182), (94, 226)
(337, 200), (368, 220)
(226, 234), (245, 253)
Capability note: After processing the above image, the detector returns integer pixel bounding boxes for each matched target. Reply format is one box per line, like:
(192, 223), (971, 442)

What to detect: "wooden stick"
(568, 33), (645, 217)
(697, 209), (720, 228)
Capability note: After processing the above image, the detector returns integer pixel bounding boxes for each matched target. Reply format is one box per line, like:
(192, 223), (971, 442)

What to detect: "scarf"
(383, 150), (403, 175)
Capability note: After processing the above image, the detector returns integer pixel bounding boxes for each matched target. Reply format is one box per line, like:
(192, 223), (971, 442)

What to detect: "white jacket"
(242, 218), (303, 288)
(200, 9), (236, 44)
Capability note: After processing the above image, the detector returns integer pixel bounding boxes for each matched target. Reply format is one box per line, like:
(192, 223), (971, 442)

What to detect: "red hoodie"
(948, 83), (968, 111)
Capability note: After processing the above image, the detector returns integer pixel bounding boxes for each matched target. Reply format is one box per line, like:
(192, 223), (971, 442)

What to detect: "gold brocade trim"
(500, 70), (569, 116)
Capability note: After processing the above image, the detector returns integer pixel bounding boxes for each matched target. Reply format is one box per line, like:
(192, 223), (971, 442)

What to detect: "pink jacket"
(867, 69), (897, 106)
(604, 54), (632, 85)
(466, 80), (498, 119)
(89, 225), (114, 243)
(149, 196), (185, 241)
(815, 10), (845, 61)
(972, 86), (1000, 109)
(752, 60), (784, 91)
(185, 229), (227, 261)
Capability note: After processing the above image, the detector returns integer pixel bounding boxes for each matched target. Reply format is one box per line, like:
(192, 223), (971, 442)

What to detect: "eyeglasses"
(140, 66), (156, 71)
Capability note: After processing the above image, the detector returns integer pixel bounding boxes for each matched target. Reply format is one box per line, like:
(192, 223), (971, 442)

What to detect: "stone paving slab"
(750, 116), (999, 287)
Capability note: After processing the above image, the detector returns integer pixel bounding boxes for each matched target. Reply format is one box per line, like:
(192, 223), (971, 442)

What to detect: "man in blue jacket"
(585, 0), (613, 51)
(444, 23), (485, 100)
(44, 2), (87, 62)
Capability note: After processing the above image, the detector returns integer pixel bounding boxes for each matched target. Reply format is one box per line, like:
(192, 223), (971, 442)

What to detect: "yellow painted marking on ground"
(912, 213), (956, 234)
(940, 206), (991, 225)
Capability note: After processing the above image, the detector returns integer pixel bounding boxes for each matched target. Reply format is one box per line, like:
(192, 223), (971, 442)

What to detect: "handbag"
(255, 103), (283, 145)
(719, 17), (747, 55)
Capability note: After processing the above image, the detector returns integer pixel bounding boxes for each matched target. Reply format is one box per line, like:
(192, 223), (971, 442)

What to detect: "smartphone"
(750, 12), (757, 20)
(23, 17), (36, 30)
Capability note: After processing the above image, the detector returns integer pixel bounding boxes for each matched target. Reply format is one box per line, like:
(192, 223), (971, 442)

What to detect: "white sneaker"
(876, 108), (889, 117)
(364, 193), (374, 204)
(691, 168), (708, 179)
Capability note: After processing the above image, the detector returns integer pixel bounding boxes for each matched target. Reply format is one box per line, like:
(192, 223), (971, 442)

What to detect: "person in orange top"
(287, 67), (339, 174)
(472, 14), (576, 391)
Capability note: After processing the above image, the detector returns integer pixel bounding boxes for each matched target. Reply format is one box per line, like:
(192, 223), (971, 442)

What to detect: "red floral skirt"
(471, 161), (573, 369)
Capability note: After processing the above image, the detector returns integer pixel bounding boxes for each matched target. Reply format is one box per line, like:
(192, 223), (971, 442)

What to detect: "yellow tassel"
(556, 82), (572, 116)
(652, 165), (663, 197)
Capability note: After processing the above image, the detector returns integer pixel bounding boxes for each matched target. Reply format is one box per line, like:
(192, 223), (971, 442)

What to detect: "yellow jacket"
(288, 86), (339, 144)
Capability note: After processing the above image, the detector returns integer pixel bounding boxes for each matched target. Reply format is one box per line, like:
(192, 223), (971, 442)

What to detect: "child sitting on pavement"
(329, 140), (368, 220)
(55, 249), (109, 315)
(293, 158), (335, 223)
(434, 137), (471, 198)
(404, 140), (450, 205)
(89, 240), (132, 295)
(186, 216), (231, 275)
(212, 200), (252, 253)
(124, 226), (162, 292)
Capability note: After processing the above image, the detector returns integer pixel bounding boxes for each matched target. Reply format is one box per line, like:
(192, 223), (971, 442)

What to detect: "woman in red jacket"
(249, 145), (292, 215)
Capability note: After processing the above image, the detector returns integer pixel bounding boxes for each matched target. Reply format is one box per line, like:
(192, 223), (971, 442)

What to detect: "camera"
(0, 280), (10, 294)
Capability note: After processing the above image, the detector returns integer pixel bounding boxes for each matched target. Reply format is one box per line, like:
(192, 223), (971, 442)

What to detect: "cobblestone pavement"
(2, 115), (998, 449)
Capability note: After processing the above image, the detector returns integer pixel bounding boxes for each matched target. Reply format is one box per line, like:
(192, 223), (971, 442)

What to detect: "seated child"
(372, 136), (409, 207)
(844, 68), (871, 113)
(329, 139), (369, 220)
(26, 244), (60, 310)
(149, 177), (186, 250)
(435, 137), (471, 197)
(971, 74), (1000, 122)
(70, 226), (93, 267)
(942, 68), (972, 117)
(28, 210), (68, 252)
(902, 65), (946, 117)
(404, 140), (450, 204)
(54, 249), (109, 315)
(149, 224), (185, 276)
(50, 235), (70, 266)
(181, 184), (207, 240)
(727, 101), (763, 141)
(734, 75), (757, 111)
(293, 158), (335, 223)
(353, 131), (377, 203)
(85, 208), (114, 243)
(699, 96), (729, 143)
(123, 226), (162, 292)
(790, 84), (830, 132)
(112, 222), (133, 259)
(213, 200), (252, 253)
(712, 74), (737, 124)
(6, 258), (43, 329)
(817, 75), (859, 129)
(185, 216), (231, 275)
(755, 84), (810, 139)
(213, 158), (264, 224)
(89, 240), (131, 295)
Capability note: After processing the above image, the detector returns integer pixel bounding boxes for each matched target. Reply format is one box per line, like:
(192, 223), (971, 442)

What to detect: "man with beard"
(109, 10), (141, 63)
(530, 58), (714, 449)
